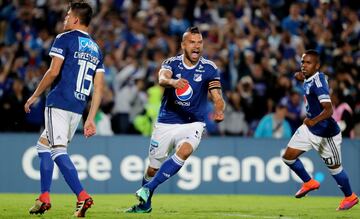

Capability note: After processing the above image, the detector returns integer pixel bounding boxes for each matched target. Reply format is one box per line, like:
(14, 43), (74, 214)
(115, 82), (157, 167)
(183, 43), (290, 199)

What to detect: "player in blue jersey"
(24, 2), (104, 217)
(125, 26), (225, 213)
(282, 50), (358, 210)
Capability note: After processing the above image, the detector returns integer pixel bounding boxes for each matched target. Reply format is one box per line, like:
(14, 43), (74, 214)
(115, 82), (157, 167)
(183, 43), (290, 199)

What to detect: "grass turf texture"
(0, 194), (359, 218)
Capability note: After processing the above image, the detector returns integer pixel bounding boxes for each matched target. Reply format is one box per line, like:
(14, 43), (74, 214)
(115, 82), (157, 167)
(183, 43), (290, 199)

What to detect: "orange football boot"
(295, 179), (320, 198)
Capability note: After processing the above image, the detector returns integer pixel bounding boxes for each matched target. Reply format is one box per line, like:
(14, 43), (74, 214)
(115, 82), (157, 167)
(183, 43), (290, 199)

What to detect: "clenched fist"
(294, 71), (305, 82)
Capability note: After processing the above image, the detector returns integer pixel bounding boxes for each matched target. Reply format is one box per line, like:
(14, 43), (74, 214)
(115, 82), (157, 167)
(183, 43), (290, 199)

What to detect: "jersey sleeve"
(96, 52), (105, 73)
(208, 64), (221, 90)
(49, 34), (67, 59)
(160, 57), (175, 72)
(313, 74), (331, 103)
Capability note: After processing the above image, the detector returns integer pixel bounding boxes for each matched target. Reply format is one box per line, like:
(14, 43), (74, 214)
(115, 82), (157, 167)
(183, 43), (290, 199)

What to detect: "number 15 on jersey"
(75, 59), (96, 101)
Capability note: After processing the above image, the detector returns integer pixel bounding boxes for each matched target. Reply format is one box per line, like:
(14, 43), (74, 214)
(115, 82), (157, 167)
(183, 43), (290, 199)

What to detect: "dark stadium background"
(0, 0), (359, 137)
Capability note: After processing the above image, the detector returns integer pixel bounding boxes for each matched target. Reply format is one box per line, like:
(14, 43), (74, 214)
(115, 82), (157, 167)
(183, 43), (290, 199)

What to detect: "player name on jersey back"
(74, 51), (100, 65)
(46, 30), (104, 114)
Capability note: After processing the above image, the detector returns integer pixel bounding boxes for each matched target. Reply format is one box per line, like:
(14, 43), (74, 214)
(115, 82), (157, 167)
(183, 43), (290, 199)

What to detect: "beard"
(184, 50), (200, 65)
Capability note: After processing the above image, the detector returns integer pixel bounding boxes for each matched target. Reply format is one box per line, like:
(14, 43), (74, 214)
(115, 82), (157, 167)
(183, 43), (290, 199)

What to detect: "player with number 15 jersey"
(47, 29), (104, 114)
(25, 2), (104, 217)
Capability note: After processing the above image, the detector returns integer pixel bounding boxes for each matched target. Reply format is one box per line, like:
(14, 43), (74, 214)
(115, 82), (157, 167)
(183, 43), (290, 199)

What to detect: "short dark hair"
(304, 49), (320, 63)
(185, 26), (201, 35)
(304, 49), (319, 57)
(70, 1), (93, 26)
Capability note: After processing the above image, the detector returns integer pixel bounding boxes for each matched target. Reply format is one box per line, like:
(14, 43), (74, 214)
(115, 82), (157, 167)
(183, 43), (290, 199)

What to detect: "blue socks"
(145, 154), (184, 192)
(38, 152), (54, 193)
(142, 176), (150, 187)
(331, 169), (353, 197)
(54, 154), (83, 196)
(140, 154), (184, 209)
(285, 158), (353, 197)
(284, 158), (311, 182)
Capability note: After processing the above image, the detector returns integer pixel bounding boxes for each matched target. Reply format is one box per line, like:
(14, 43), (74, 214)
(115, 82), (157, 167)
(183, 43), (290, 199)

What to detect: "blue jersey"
(303, 72), (340, 137)
(46, 30), (105, 114)
(158, 55), (220, 124)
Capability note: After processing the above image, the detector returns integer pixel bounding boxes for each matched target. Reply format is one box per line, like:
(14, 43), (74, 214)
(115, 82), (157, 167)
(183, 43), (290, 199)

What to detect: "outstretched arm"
(84, 71), (105, 138)
(209, 88), (225, 123)
(24, 56), (63, 113)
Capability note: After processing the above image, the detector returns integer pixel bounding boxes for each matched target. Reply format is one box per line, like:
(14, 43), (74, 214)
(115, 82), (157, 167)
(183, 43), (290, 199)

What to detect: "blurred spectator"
(281, 3), (304, 36)
(0, 0), (358, 137)
(285, 89), (304, 134)
(111, 52), (146, 134)
(219, 90), (248, 136)
(169, 6), (190, 37)
(204, 98), (220, 135)
(23, 92), (45, 132)
(134, 81), (163, 136)
(254, 100), (292, 139)
(331, 89), (355, 138)
(0, 77), (29, 131)
(95, 110), (114, 136)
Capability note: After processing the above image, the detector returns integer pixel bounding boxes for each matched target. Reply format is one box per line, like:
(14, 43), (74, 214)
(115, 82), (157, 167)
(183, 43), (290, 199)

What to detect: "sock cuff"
(282, 158), (297, 165)
(172, 154), (185, 166)
(329, 166), (343, 175)
(144, 174), (152, 182)
(37, 141), (51, 153)
(51, 147), (67, 160)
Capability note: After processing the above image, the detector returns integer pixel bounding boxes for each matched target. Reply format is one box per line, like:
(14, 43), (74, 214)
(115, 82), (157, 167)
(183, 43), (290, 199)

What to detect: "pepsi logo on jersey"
(175, 83), (193, 101)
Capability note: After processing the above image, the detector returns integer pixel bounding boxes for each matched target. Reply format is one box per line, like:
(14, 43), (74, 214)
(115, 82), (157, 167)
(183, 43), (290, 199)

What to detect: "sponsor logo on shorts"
(149, 139), (159, 155)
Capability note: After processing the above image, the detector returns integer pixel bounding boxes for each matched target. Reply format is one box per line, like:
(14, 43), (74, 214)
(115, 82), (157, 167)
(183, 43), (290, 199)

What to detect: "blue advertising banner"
(0, 134), (359, 196)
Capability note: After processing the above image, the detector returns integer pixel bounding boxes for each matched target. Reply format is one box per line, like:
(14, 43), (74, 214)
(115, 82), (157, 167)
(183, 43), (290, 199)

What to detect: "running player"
(282, 50), (358, 210)
(125, 26), (225, 213)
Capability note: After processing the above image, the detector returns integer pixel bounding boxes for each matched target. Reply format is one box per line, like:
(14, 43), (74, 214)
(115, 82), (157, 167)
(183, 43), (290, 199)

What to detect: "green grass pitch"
(0, 194), (359, 218)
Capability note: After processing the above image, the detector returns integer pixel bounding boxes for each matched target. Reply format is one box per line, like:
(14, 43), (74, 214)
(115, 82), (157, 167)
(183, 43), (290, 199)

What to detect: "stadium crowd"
(0, 0), (359, 138)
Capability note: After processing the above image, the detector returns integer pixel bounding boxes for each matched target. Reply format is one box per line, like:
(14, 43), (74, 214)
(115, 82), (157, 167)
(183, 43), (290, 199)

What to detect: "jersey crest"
(193, 73), (202, 82)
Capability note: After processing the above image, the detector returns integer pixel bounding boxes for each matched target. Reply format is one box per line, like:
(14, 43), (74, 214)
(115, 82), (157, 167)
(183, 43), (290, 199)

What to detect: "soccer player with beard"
(282, 50), (358, 210)
(125, 26), (225, 213)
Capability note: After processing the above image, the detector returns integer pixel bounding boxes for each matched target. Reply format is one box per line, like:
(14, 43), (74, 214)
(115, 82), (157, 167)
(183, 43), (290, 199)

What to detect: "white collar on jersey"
(181, 54), (200, 70)
(304, 71), (320, 82)
(75, 29), (89, 35)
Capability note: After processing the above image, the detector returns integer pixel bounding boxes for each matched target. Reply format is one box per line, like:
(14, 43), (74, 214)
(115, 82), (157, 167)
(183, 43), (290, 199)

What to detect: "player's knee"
(39, 137), (49, 146)
(147, 166), (158, 177)
(37, 137), (51, 153)
(282, 147), (304, 160)
(176, 143), (193, 160)
(328, 165), (343, 175)
(282, 157), (296, 166)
